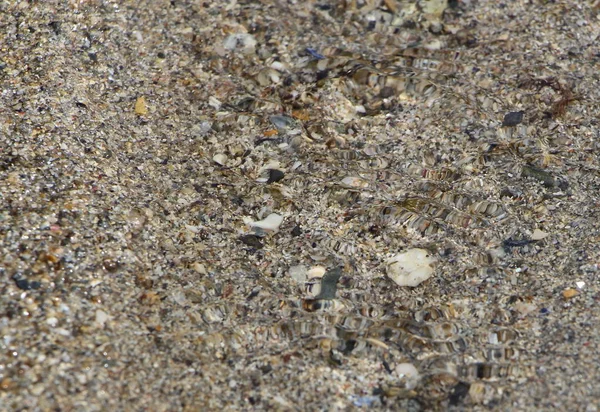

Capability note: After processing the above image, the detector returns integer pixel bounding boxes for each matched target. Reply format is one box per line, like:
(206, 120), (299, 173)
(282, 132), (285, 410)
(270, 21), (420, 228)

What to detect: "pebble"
(386, 248), (436, 287)
(134, 96), (148, 115)
(563, 288), (578, 299)
(95, 310), (109, 327)
(12, 276), (41, 291)
(290, 225), (302, 236)
(314, 267), (342, 299)
(239, 234), (264, 249)
(289, 265), (308, 283)
(269, 114), (295, 131)
(208, 96), (222, 110)
(502, 111), (524, 127)
(192, 262), (208, 275)
(267, 169), (285, 184)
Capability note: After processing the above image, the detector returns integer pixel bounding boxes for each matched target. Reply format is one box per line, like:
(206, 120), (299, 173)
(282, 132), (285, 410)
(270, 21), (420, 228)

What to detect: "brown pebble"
(563, 288), (578, 299)
(135, 96), (148, 115)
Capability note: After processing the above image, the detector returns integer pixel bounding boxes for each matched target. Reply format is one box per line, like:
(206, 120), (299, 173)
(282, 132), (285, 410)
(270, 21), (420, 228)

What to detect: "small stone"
(269, 115), (295, 131)
(208, 96), (222, 110)
(239, 234), (264, 249)
(267, 169), (285, 184)
(502, 111), (524, 127)
(95, 310), (109, 327)
(314, 267), (342, 299)
(449, 382), (471, 406)
(563, 288), (578, 299)
(127, 208), (147, 233)
(386, 248), (436, 287)
(291, 225), (302, 237)
(13, 276), (31, 291)
(469, 382), (487, 404)
(191, 262), (207, 275)
(289, 265), (308, 283)
(135, 96), (148, 115)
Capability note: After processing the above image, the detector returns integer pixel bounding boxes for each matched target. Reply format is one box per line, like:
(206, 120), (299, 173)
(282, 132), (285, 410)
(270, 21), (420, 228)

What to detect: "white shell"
(213, 153), (228, 165)
(223, 33), (257, 54)
(249, 213), (283, 232)
(307, 266), (326, 279)
(341, 176), (369, 188)
(395, 363), (420, 390)
(386, 248), (436, 287)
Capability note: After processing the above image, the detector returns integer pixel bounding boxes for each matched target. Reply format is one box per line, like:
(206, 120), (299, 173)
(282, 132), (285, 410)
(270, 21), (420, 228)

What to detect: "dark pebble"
(13, 277), (40, 291)
(342, 339), (358, 355)
(49, 21), (61, 35)
(15, 279), (31, 290)
(449, 382), (471, 406)
(502, 111), (524, 127)
(291, 225), (302, 237)
(315, 266), (342, 300)
(267, 169), (285, 184)
(239, 234), (264, 249)
(379, 86), (395, 99)
(316, 69), (329, 82)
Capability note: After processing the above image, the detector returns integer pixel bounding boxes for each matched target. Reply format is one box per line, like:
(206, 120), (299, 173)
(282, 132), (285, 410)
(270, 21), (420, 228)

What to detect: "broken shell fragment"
(213, 153), (228, 166)
(396, 363), (420, 390)
(248, 213), (283, 233)
(531, 229), (549, 240)
(386, 248), (436, 287)
(223, 33), (257, 54)
(341, 176), (369, 188)
(307, 266), (326, 279)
